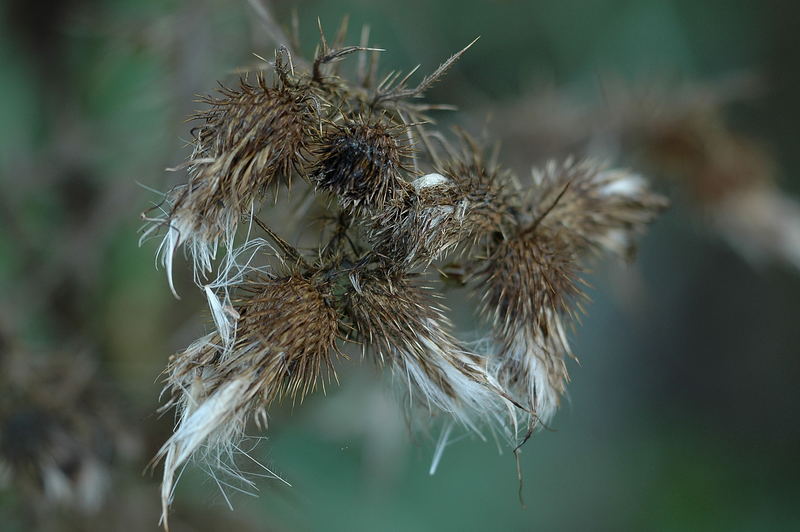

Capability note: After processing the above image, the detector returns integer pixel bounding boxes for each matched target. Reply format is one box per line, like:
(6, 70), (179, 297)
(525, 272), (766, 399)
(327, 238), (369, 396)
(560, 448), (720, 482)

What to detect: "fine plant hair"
(142, 17), (667, 528)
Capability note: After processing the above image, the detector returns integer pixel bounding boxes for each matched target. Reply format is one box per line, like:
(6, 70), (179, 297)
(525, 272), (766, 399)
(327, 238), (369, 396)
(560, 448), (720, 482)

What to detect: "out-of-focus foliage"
(1, 0), (798, 531)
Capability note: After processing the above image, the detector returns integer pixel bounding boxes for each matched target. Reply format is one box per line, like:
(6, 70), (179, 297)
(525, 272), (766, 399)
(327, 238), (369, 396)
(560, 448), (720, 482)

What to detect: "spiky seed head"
(142, 27), (671, 523)
(438, 139), (517, 241)
(342, 270), (514, 433)
(473, 226), (584, 424)
(158, 273), (339, 525)
(367, 175), (457, 266)
(369, 166), (511, 267)
(167, 273), (339, 411)
(311, 115), (412, 212)
(190, 75), (315, 194)
(232, 273), (340, 403)
(145, 75), (317, 291)
(525, 159), (668, 259)
(477, 227), (582, 345)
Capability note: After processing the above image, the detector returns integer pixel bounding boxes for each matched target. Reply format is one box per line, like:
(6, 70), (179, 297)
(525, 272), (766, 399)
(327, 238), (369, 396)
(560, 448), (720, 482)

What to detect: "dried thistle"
(157, 271), (339, 524)
(474, 226), (583, 426)
(142, 71), (317, 294)
(144, 18), (667, 526)
(471, 158), (666, 426)
(492, 76), (800, 270)
(437, 136), (517, 240)
(311, 114), (413, 213)
(524, 159), (669, 260)
(368, 173), (465, 266)
(342, 269), (515, 436)
(369, 135), (518, 267)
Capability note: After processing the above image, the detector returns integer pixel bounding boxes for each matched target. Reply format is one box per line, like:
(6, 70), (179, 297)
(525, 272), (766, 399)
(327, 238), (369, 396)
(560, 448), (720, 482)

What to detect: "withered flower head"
(158, 272), (339, 526)
(469, 158), (665, 430)
(526, 159), (668, 260)
(342, 269), (515, 435)
(438, 134), (518, 240)
(144, 19), (668, 525)
(367, 135), (517, 267)
(368, 173), (463, 266)
(370, 163), (515, 267)
(474, 226), (584, 425)
(143, 73), (317, 295)
(311, 114), (413, 212)
(190, 75), (315, 193)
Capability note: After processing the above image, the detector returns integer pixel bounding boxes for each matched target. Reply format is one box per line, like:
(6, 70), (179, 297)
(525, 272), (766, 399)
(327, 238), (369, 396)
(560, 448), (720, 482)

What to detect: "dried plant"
(489, 76), (800, 271)
(141, 71), (317, 294)
(311, 114), (413, 213)
(342, 269), (516, 437)
(0, 349), (137, 517)
(634, 94), (800, 269)
(142, 17), (666, 528)
(156, 264), (344, 520)
(473, 160), (666, 431)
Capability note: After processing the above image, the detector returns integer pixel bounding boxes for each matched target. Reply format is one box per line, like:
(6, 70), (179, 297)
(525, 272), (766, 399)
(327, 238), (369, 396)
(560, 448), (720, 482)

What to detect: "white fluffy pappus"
(202, 236), (274, 348)
(399, 340), (519, 474)
(503, 329), (568, 427)
(155, 334), (289, 529)
(139, 185), (248, 298)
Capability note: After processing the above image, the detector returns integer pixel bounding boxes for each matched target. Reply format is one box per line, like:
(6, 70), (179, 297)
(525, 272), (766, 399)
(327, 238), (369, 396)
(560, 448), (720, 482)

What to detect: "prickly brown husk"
(474, 226), (583, 421)
(190, 75), (315, 193)
(145, 25), (670, 525)
(168, 273), (339, 408)
(478, 228), (582, 346)
(369, 163), (514, 267)
(342, 270), (512, 431)
(525, 159), (668, 259)
(311, 116), (412, 212)
(160, 75), (317, 266)
(157, 273), (339, 524)
(439, 140), (517, 242)
(368, 178), (463, 266)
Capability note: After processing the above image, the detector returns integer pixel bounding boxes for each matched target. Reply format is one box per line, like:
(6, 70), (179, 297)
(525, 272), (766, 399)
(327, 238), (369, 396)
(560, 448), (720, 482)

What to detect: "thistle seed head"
(438, 136), (518, 241)
(158, 273), (338, 526)
(490, 329), (570, 428)
(231, 273), (340, 403)
(144, 75), (317, 293)
(164, 273), (339, 413)
(474, 226), (583, 424)
(525, 159), (668, 259)
(189, 75), (315, 194)
(342, 270), (515, 434)
(478, 228), (582, 344)
(143, 22), (669, 522)
(368, 173), (478, 266)
(369, 157), (517, 268)
(311, 115), (413, 212)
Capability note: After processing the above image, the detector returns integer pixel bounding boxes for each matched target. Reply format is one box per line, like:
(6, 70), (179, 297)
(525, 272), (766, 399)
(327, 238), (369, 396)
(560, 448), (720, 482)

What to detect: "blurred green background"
(1, 0), (799, 530)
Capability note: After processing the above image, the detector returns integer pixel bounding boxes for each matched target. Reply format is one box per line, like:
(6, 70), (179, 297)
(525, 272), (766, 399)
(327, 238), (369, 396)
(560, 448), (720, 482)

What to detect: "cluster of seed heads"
(141, 22), (667, 528)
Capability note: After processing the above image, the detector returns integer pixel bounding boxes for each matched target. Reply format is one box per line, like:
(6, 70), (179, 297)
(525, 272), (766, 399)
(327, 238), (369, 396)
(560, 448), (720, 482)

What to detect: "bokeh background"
(1, 0), (799, 530)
